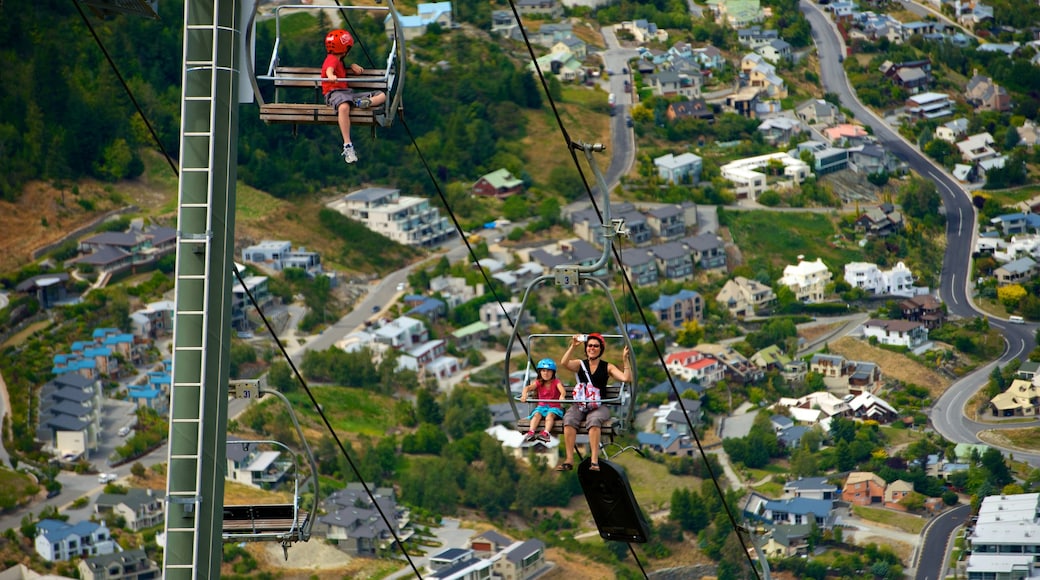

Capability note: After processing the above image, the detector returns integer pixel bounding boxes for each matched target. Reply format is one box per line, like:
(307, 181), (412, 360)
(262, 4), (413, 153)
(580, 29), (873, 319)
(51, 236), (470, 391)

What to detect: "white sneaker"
(342, 143), (358, 164)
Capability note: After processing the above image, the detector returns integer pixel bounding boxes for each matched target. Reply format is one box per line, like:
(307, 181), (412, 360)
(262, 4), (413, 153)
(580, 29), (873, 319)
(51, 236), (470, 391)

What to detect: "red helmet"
(325, 29), (354, 55)
(585, 333), (606, 351)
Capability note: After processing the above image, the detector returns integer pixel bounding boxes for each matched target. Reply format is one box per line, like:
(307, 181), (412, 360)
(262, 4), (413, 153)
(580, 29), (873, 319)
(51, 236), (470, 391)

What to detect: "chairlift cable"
(74, 6), (421, 573)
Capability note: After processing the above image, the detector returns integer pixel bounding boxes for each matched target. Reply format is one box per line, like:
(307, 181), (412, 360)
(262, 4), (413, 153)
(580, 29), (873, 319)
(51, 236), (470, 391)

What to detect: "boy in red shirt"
(322, 29), (387, 164)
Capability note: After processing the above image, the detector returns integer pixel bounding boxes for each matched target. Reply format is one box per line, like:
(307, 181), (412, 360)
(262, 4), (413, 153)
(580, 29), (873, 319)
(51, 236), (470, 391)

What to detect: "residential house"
(651, 242), (694, 281)
(472, 168), (523, 198)
(71, 223), (177, 275)
(957, 132), (998, 164)
(994, 257), (1038, 286)
(469, 530), (514, 557)
(737, 26), (779, 48)
(750, 344), (790, 371)
(225, 437), (293, 490)
(648, 289), (704, 329)
(15, 272), (72, 309)
(516, 0), (562, 18)
(854, 204), (905, 237)
(842, 472), (886, 505)
(666, 98), (716, 123)
(697, 343), (764, 385)
(490, 10), (518, 36)
(78, 548), (160, 580)
(775, 391), (851, 424)
(964, 492), (1040, 579)
(130, 299), (175, 339)
(783, 477), (840, 501)
(37, 373), (103, 461)
(847, 144), (899, 175)
(664, 349), (725, 386)
(552, 36), (587, 60)
(936, 118), (969, 143)
(647, 70), (701, 98)
(480, 300), (524, 334)
(692, 46), (726, 72)
(900, 294), (945, 329)
(880, 59), (932, 93)
(757, 117), (805, 146)
(654, 153), (703, 185)
(822, 123), (870, 146)
(849, 392), (899, 423)
(616, 19), (667, 43)
(318, 482), (412, 556)
(533, 22), (573, 46)
(231, 275), (272, 332)
(778, 257), (831, 303)
(965, 72), (1011, 112)
(755, 497), (835, 527)
(392, 2), (454, 41)
(716, 276), (776, 317)
(637, 428), (693, 456)
(741, 53), (787, 99)
(709, 0), (766, 27)
(904, 92), (954, 120)
(491, 539), (549, 580)
(720, 152), (810, 199)
(884, 480), (915, 510)
(795, 99), (843, 126)
(725, 85), (764, 118)
(757, 38), (792, 63)
(678, 232), (725, 269)
(989, 379), (1040, 417)
(646, 204), (693, 241)
(241, 240), (323, 275)
(373, 315), (428, 350)
(94, 488), (165, 532)
(862, 319), (929, 349)
(759, 524), (813, 558)
(35, 519), (115, 562)
(327, 187), (454, 248)
(451, 321), (490, 351)
(530, 47), (585, 83)
(647, 379), (707, 401)
(843, 261), (922, 297)
(620, 248), (659, 286)
(990, 213), (1031, 237)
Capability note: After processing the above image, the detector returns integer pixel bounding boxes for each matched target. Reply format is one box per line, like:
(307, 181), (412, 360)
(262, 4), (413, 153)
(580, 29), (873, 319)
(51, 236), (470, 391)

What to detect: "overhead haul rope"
(71, 4), (423, 575)
(504, 1), (761, 576)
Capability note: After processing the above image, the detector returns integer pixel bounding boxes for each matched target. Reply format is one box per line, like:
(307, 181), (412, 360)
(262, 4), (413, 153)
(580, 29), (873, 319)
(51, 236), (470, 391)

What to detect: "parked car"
(98, 473), (118, 484)
(118, 425), (131, 437)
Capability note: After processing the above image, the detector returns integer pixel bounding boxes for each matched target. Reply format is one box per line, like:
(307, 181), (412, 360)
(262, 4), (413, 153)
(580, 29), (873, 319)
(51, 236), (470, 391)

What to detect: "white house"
(389, 1), (454, 41)
(720, 152), (810, 199)
(778, 258), (832, 303)
(862, 319), (929, 349)
(956, 132), (998, 163)
(654, 152), (703, 184)
(35, 519), (115, 562)
(327, 187), (455, 248)
(843, 261), (925, 297)
(935, 118), (969, 143)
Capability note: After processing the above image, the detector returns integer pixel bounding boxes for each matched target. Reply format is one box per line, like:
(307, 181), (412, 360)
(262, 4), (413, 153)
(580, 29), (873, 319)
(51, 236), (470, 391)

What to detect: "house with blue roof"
(389, 1), (454, 41)
(35, 519), (115, 562)
(405, 295), (447, 320)
(991, 212), (1029, 236)
(757, 497), (835, 527)
(648, 289), (703, 329)
(636, 428), (693, 455)
(128, 386), (167, 414)
(994, 257), (1037, 286)
(647, 379), (706, 400)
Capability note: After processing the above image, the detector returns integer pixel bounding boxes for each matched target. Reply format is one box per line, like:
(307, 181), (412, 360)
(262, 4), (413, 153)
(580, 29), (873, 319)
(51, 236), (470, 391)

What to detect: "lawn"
(851, 505), (926, 535)
(284, 386), (397, 438)
(611, 452), (701, 511)
(721, 209), (860, 273)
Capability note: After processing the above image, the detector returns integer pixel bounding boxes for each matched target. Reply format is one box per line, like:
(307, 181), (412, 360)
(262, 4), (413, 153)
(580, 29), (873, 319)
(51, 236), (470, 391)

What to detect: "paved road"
(802, 0), (1040, 464)
(913, 503), (971, 580)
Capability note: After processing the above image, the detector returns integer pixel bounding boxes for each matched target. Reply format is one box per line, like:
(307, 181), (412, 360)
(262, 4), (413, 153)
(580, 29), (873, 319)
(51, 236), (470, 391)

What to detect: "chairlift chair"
(246, 2), (405, 129)
(503, 141), (638, 454)
(224, 380), (319, 559)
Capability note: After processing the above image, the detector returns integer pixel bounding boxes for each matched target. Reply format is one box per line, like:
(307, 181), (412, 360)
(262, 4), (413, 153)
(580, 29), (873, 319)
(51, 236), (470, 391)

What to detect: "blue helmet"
(535, 358), (557, 371)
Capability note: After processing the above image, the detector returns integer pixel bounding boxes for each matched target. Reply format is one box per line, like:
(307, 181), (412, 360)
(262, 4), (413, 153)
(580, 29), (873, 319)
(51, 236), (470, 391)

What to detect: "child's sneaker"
(354, 96), (372, 109)
(523, 431), (537, 442)
(342, 143), (358, 164)
(536, 431), (551, 443)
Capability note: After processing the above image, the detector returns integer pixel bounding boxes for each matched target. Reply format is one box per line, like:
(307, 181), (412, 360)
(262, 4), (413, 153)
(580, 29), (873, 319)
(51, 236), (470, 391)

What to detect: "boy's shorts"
(529, 406), (564, 419)
(326, 89), (380, 110)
